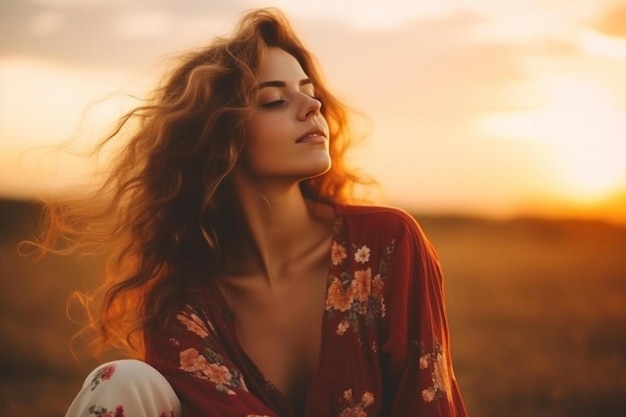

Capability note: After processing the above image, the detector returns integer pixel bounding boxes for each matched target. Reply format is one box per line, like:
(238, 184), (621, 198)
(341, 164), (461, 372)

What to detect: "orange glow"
(0, 58), (147, 198)
(2, 2), (626, 224)
(479, 76), (626, 207)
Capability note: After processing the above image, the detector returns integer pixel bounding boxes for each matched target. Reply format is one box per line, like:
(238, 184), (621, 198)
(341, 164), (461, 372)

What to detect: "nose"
(297, 94), (322, 120)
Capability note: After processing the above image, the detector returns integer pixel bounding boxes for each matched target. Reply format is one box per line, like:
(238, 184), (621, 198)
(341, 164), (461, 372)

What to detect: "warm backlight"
(479, 75), (626, 205)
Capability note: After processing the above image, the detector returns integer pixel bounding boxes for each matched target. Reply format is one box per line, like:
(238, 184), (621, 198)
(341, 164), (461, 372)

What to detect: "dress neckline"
(210, 203), (344, 417)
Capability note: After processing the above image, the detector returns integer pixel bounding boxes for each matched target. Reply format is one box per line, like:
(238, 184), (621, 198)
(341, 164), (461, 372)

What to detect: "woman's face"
(235, 47), (331, 185)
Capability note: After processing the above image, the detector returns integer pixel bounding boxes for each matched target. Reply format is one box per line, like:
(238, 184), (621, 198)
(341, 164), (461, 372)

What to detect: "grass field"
(1, 198), (625, 416)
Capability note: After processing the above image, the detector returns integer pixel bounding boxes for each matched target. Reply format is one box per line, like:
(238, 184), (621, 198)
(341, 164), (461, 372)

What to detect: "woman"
(38, 7), (468, 417)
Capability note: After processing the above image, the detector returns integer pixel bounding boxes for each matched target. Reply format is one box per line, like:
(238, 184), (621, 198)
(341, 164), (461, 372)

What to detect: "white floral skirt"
(65, 359), (182, 417)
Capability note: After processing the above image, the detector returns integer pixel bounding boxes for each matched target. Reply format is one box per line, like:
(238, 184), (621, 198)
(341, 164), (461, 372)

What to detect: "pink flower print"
(179, 348), (211, 376)
(336, 319), (350, 335)
(100, 365), (115, 381)
(371, 274), (384, 298)
(326, 239), (394, 341)
(351, 268), (372, 302)
(206, 363), (232, 385)
(326, 277), (355, 312)
(89, 364), (117, 391)
(179, 348), (240, 395)
(418, 342), (451, 403)
(361, 391), (374, 406)
(338, 389), (375, 417)
(353, 245), (370, 264)
(177, 312), (210, 339)
(87, 404), (125, 417)
(343, 389), (353, 402)
(339, 407), (367, 417)
(331, 241), (348, 265)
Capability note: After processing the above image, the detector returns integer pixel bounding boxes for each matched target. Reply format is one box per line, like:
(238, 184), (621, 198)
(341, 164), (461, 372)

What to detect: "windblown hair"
(29, 8), (369, 358)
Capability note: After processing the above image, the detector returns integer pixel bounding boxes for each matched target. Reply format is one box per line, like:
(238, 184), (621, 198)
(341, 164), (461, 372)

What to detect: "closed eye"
(259, 99), (285, 109)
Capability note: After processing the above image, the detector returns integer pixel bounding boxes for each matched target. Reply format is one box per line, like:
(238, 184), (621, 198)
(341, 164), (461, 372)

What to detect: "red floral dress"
(145, 204), (469, 417)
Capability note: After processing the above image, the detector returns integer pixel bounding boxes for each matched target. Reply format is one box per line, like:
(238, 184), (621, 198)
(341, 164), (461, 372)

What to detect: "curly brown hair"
(28, 8), (371, 358)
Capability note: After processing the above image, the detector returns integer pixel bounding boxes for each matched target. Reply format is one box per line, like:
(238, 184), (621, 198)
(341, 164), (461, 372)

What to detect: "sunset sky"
(1, 0), (625, 223)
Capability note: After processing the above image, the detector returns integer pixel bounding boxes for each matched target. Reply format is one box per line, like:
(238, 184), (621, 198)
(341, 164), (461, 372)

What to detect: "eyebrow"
(258, 78), (313, 89)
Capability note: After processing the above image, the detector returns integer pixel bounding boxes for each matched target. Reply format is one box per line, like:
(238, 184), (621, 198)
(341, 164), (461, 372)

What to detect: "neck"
(224, 181), (334, 285)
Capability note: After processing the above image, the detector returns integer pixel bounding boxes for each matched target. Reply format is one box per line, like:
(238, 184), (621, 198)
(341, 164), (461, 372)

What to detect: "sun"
(478, 75), (626, 205)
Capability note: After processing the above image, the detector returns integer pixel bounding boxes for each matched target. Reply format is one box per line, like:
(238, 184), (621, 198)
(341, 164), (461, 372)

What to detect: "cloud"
(0, 0), (585, 72)
(266, 0), (468, 29)
(296, 12), (528, 126)
(0, 1), (536, 149)
(110, 12), (174, 40)
(28, 11), (64, 36)
(0, 1), (577, 142)
(5, 0), (621, 217)
(594, 4), (626, 38)
(0, 0), (249, 68)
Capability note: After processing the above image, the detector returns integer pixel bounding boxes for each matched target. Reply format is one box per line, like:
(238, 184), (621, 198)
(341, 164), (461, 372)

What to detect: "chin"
(306, 157), (332, 177)
(301, 163), (332, 181)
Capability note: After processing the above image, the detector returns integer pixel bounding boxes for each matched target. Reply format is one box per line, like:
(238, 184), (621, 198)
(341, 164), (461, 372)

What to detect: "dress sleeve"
(145, 304), (277, 417)
(381, 217), (469, 417)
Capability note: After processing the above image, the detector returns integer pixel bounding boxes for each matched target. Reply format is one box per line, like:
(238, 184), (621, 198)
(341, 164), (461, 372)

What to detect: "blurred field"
(1, 198), (625, 416)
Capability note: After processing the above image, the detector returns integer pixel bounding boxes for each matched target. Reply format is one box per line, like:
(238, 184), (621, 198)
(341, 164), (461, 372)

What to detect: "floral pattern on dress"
(325, 239), (396, 341)
(177, 312), (212, 339)
(87, 404), (124, 417)
(353, 245), (370, 264)
(417, 341), (451, 402)
(336, 389), (375, 417)
(89, 364), (116, 391)
(87, 405), (173, 417)
(174, 307), (248, 395)
(331, 241), (348, 265)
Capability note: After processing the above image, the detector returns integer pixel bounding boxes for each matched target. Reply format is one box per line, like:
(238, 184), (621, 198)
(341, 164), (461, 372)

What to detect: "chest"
(218, 266), (329, 411)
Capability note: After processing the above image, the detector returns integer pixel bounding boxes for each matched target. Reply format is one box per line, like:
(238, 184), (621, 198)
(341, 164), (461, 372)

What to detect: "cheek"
(246, 113), (283, 142)
(245, 123), (278, 156)
(240, 117), (288, 172)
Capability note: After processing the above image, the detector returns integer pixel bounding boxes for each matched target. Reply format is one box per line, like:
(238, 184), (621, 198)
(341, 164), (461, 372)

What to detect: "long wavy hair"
(28, 8), (370, 358)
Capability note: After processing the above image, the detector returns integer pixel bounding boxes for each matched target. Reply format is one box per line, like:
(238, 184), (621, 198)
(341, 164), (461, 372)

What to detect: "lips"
(296, 126), (327, 143)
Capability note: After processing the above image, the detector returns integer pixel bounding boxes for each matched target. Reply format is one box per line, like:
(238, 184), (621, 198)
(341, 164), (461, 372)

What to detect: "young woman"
(39, 7), (469, 417)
